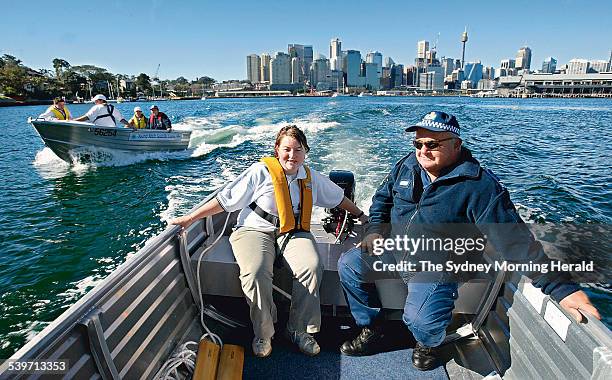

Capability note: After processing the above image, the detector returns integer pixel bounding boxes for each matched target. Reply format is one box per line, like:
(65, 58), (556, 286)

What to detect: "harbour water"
(0, 97), (610, 358)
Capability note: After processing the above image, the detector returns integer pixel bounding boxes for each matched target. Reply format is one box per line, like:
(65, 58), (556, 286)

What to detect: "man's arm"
(73, 115), (89, 121)
(476, 189), (600, 321)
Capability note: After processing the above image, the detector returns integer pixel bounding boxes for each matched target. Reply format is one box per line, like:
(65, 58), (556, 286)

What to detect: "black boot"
(412, 342), (438, 371)
(340, 326), (384, 356)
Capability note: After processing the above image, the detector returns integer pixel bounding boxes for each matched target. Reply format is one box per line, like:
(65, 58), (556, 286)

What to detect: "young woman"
(171, 125), (367, 357)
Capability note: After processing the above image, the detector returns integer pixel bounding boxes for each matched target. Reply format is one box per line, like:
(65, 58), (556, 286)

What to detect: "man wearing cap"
(128, 106), (148, 129)
(148, 105), (172, 130)
(337, 111), (600, 370)
(39, 97), (72, 120)
(73, 94), (129, 127)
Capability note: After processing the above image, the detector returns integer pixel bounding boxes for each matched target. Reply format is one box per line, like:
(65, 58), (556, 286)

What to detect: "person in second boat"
(171, 125), (368, 358)
(148, 105), (172, 130)
(73, 94), (129, 127)
(128, 106), (148, 129)
(337, 111), (601, 371)
(39, 97), (72, 120)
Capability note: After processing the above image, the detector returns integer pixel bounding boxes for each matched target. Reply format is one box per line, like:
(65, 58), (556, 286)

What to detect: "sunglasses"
(412, 137), (455, 150)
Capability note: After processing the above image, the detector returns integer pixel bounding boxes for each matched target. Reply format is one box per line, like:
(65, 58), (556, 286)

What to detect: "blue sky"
(2, 0), (611, 81)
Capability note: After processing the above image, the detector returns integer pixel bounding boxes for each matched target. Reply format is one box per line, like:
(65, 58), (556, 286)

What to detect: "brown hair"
(53, 97), (64, 105)
(274, 125), (310, 156)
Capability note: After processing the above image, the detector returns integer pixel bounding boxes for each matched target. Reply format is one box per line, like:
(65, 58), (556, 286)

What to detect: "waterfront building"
(119, 79), (134, 91)
(419, 66), (444, 90)
(384, 56), (395, 68)
(366, 51), (383, 78)
(567, 59), (590, 74)
(291, 57), (300, 84)
(404, 66), (416, 86)
(344, 50), (365, 88)
(390, 64), (404, 89)
(542, 57), (557, 74)
(311, 56), (331, 89)
(451, 68), (465, 84)
(441, 57), (455, 77)
(260, 53), (271, 83)
(477, 79), (495, 90)
(463, 61), (483, 88)
(270, 52), (291, 85)
(516, 46), (532, 71)
(247, 54), (261, 83)
(590, 60), (609, 73)
(483, 66), (495, 80)
(501, 59), (516, 70)
(288, 44), (314, 83)
(363, 62), (380, 90)
(523, 72), (612, 96)
(330, 38), (341, 60)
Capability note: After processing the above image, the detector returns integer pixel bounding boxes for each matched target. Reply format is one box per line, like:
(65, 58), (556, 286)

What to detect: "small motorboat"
(29, 118), (192, 163)
(1, 168), (610, 379)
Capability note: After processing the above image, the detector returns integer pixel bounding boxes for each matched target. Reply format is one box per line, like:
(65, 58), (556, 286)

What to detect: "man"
(39, 97), (72, 120)
(149, 105), (172, 130)
(337, 111), (600, 371)
(73, 94), (128, 127)
(128, 106), (148, 129)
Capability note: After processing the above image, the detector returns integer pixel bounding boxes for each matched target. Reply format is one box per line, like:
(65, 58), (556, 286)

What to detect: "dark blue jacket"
(367, 147), (578, 302)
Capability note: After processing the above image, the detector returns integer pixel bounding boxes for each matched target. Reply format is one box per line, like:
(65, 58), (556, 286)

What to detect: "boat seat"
(190, 222), (489, 314)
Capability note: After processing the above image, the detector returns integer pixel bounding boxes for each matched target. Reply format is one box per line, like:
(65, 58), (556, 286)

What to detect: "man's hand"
(357, 233), (383, 256)
(559, 290), (601, 322)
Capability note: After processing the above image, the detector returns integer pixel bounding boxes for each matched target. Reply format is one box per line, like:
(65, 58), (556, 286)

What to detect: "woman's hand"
(170, 215), (195, 229)
(357, 213), (369, 225)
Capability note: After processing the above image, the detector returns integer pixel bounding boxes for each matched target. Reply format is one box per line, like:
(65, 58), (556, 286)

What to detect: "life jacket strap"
(249, 202), (280, 227)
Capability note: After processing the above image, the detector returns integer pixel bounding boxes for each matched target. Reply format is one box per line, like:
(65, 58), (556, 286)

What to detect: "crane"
(151, 64), (161, 99)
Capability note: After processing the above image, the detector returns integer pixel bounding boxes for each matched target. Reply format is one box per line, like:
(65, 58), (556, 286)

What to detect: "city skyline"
(2, 0), (611, 81)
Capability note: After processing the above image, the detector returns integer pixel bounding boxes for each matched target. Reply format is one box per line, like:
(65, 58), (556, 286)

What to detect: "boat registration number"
(89, 128), (117, 137)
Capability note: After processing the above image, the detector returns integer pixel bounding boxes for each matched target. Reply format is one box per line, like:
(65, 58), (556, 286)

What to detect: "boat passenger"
(171, 125), (368, 358)
(149, 105), (172, 130)
(128, 106), (148, 129)
(337, 111), (601, 371)
(73, 94), (129, 127)
(39, 97), (72, 120)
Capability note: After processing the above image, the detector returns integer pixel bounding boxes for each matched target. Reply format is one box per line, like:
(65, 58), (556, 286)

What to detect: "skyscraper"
(246, 54), (261, 83)
(270, 52), (291, 85)
(541, 57), (557, 73)
(311, 56), (331, 89)
(260, 53), (271, 82)
(288, 44), (313, 83)
(567, 59), (590, 74)
(366, 51), (383, 78)
(417, 41), (429, 60)
(516, 46), (532, 71)
(344, 50), (364, 88)
(330, 38), (341, 60)
(291, 57), (300, 84)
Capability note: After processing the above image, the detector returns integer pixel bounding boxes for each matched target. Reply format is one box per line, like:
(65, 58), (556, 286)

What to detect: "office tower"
(384, 56), (395, 68)
(270, 52), (291, 84)
(311, 56), (331, 89)
(330, 38), (341, 59)
(404, 66), (416, 86)
(463, 61), (483, 87)
(590, 60), (608, 73)
(288, 44), (313, 83)
(419, 66), (445, 90)
(363, 62), (380, 90)
(260, 53), (271, 82)
(500, 58), (516, 76)
(483, 66), (495, 80)
(460, 28), (468, 69)
(390, 64), (404, 88)
(541, 57), (557, 73)
(291, 57), (300, 84)
(344, 50), (364, 87)
(441, 57), (455, 77)
(246, 54), (261, 83)
(516, 46), (532, 71)
(417, 41), (429, 59)
(366, 51), (383, 78)
(567, 59), (590, 74)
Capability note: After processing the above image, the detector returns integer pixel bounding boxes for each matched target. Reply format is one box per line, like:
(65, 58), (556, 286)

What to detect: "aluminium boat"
(0, 173), (610, 379)
(28, 118), (192, 163)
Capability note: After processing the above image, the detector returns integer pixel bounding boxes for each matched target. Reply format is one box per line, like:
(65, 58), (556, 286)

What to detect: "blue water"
(0, 97), (610, 358)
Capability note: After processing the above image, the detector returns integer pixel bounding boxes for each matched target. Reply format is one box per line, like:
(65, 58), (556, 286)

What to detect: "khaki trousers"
(229, 227), (323, 339)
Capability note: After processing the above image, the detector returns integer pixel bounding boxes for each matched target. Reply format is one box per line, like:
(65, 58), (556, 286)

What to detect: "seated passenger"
(128, 106), (148, 129)
(171, 125), (368, 358)
(73, 94), (129, 127)
(149, 105), (172, 130)
(39, 97), (72, 120)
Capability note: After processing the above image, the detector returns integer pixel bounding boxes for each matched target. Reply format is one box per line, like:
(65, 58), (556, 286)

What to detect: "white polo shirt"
(216, 162), (344, 232)
(84, 104), (125, 127)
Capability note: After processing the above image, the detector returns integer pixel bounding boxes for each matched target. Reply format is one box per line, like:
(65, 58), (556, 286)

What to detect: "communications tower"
(461, 27), (468, 69)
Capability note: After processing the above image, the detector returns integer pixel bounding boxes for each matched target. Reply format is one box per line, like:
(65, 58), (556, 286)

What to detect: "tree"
(0, 55), (28, 97)
(135, 73), (152, 94)
(52, 58), (71, 83)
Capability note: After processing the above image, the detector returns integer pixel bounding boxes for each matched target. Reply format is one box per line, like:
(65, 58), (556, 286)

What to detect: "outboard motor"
(322, 170), (356, 241)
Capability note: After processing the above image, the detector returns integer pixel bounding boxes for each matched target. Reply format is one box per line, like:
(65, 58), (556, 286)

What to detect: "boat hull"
(30, 120), (191, 162)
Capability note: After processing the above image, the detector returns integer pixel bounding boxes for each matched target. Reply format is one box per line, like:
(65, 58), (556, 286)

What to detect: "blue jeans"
(338, 247), (458, 347)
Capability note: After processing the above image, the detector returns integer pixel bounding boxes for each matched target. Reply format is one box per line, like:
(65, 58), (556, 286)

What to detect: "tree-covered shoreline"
(0, 55), (215, 101)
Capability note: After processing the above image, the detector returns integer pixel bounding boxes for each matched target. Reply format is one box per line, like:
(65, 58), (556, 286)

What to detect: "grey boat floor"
(190, 297), (498, 380)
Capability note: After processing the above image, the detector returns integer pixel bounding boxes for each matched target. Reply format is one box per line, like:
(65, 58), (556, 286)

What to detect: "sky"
(2, 0), (611, 81)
